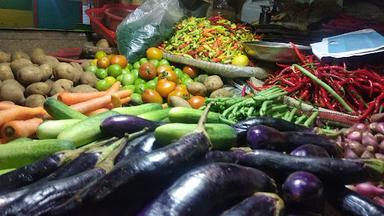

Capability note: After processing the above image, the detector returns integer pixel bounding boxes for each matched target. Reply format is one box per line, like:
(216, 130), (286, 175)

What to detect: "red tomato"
(188, 96), (205, 109)
(182, 66), (198, 78)
(139, 63), (157, 80)
(156, 79), (176, 98)
(158, 70), (178, 83)
(110, 55), (128, 68)
(142, 89), (163, 104)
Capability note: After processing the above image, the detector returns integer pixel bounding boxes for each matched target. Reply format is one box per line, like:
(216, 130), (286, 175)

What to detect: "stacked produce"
(255, 46), (384, 119)
(0, 48), (99, 107)
(161, 16), (259, 65)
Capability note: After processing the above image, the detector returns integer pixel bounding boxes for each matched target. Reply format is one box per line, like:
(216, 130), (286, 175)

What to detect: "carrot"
(111, 94), (122, 108)
(106, 81), (121, 94)
(86, 108), (110, 116)
(0, 102), (19, 110)
(70, 89), (132, 114)
(105, 96), (131, 109)
(0, 107), (46, 127)
(58, 91), (106, 105)
(1, 118), (43, 141)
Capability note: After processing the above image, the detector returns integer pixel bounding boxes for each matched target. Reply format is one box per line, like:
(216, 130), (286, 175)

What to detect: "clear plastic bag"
(116, 0), (184, 62)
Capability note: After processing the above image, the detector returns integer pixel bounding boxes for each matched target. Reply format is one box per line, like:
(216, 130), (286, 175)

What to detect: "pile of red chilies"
(250, 44), (384, 120)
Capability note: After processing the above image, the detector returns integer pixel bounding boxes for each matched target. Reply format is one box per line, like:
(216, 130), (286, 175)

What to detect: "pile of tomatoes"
(86, 47), (205, 109)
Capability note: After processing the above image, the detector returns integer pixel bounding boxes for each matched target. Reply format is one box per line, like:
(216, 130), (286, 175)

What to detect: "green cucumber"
(168, 107), (222, 123)
(0, 168), (15, 175)
(44, 98), (87, 120)
(112, 103), (163, 115)
(5, 137), (32, 145)
(0, 139), (75, 169)
(37, 119), (82, 139)
(58, 111), (118, 147)
(154, 123), (237, 150)
(138, 108), (171, 121)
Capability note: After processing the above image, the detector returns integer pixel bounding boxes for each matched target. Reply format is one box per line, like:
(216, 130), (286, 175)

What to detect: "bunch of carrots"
(0, 82), (131, 143)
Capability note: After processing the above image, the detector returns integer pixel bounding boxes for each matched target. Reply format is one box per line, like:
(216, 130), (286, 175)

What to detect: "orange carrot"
(105, 96), (131, 109)
(111, 94), (122, 108)
(0, 107), (46, 127)
(0, 137), (7, 144)
(86, 108), (109, 116)
(0, 102), (19, 110)
(106, 81), (121, 94)
(58, 91), (106, 105)
(70, 89), (132, 114)
(1, 118), (43, 141)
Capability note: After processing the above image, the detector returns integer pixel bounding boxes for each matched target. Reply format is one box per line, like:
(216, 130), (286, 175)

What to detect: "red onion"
(375, 133), (384, 143)
(375, 122), (384, 134)
(354, 123), (368, 131)
(344, 148), (359, 159)
(378, 140), (384, 152)
(361, 148), (375, 159)
(348, 140), (365, 156)
(374, 196), (384, 207)
(362, 132), (378, 147)
(354, 182), (384, 198)
(346, 131), (362, 142)
(369, 122), (378, 132)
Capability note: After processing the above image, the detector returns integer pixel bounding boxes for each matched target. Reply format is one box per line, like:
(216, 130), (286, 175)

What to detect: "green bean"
(304, 111), (318, 127)
(259, 100), (273, 116)
(295, 115), (307, 124)
(287, 108), (298, 122)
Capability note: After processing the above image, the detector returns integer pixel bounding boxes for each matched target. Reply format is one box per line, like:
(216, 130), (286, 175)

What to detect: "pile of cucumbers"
(0, 100), (383, 216)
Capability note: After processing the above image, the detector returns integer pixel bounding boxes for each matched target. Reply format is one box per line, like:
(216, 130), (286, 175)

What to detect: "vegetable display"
(161, 16), (259, 65)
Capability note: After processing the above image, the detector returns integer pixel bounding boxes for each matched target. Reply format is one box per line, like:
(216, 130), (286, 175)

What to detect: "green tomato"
(182, 77), (194, 85)
(131, 93), (143, 105)
(86, 65), (98, 73)
(121, 73), (136, 86)
(95, 80), (111, 91)
(159, 59), (170, 66)
(133, 61), (141, 70)
(121, 68), (130, 75)
(134, 78), (146, 86)
(127, 63), (133, 70)
(122, 85), (135, 92)
(95, 68), (108, 79)
(135, 83), (146, 94)
(104, 76), (116, 85)
(139, 58), (149, 64)
(174, 68), (183, 78)
(131, 69), (139, 79)
(149, 59), (160, 68)
(145, 79), (157, 90)
(107, 64), (122, 78)
(116, 75), (123, 82)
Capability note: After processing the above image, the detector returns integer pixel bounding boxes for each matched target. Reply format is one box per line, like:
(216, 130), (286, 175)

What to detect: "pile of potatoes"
(0, 48), (99, 107)
(187, 75), (233, 98)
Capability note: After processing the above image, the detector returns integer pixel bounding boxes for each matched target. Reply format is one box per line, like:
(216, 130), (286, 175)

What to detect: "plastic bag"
(116, 0), (184, 62)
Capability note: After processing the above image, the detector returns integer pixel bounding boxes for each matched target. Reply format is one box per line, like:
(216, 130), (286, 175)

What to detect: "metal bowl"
(243, 41), (311, 63)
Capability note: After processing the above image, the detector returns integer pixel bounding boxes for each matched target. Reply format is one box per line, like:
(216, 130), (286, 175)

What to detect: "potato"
(80, 72), (98, 87)
(45, 79), (54, 89)
(31, 48), (45, 57)
(10, 59), (32, 74)
(0, 50), (11, 63)
(43, 56), (59, 67)
(50, 79), (73, 96)
(0, 63), (14, 80)
(81, 60), (91, 71)
(53, 63), (80, 82)
(70, 62), (83, 83)
(96, 39), (110, 48)
(187, 82), (207, 97)
(2, 79), (25, 91)
(11, 50), (30, 61)
(25, 82), (51, 96)
(0, 83), (25, 104)
(209, 88), (234, 98)
(17, 65), (43, 85)
(194, 74), (209, 84)
(204, 75), (223, 92)
(25, 94), (45, 107)
(31, 54), (47, 65)
(39, 64), (53, 81)
(70, 85), (98, 93)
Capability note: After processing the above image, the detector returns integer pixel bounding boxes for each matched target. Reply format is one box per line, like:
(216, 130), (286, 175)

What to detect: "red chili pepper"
(299, 89), (310, 100)
(374, 93), (384, 113)
(358, 101), (376, 121)
(241, 86), (246, 97)
(279, 78), (296, 87)
(320, 88), (334, 110)
(276, 63), (290, 68)
(290, 42), (306, 64)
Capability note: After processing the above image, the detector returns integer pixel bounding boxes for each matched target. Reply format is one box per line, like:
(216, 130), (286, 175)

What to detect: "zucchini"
(37, 119), (82, 139)
(138, 108), (171, 121)
(0, 139), (75, 169)
(168, 107), (222, 123)
(44, 98), (87, 120)
(155, 123), (237, 150)
(112, 103), (162, 115)
(58, 111), (118, 147)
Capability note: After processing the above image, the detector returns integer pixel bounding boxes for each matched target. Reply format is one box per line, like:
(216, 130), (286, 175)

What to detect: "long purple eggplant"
(220, 192), (284, 216)
(114, 132), (156, 163)
(100, 115), (161, 137)
(140, 163), (276, 216)
(206, 149), (384, 185)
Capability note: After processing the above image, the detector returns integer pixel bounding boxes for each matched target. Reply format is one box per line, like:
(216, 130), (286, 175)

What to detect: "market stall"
(0, 0), (384, 215)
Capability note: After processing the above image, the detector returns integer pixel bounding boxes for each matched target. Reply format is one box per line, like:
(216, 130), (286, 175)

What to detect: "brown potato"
(187, 82), (207, 97)
(31, 48), (45, 57)
(25, 82), (51, 96)
(53, 63), (79, 82)
(209, 88), (234, 98)
(0, 63), (14, 80)
(10, 59), (32, 75)
(204, 75), (224, 92)
(96, 39), (110, 48)
(0, 50), (11, 63)
(50, 79), (73, 96)
(2, 79), (25, 91)
(0, 83), (25, 105)
(25, 94), (45, 107)
(80, 72), (98, 87)
(17, 65), (43, 85)
(43, 56), (59, 67)
(70, 85), (98, 93)
(39, 64), (53, 81)
(81, 60), (91, 71)
(45, 79), (54, 89)
(11, 50), (30, 61)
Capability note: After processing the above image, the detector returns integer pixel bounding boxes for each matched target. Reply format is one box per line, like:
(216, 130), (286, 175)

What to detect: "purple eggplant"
(114, 132), (156, 164)
(290, 144), (330, 158)
(282, 171), (324, 212)
(100, 115), (160, 137)
(139, 163), (276, 216)
(246, 125), (341, 157)
(205, 149), (384, 185)
(220, 192), (284, 216)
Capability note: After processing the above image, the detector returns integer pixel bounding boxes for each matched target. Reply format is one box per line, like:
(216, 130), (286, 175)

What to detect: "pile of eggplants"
(0, 114), (383, 216)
